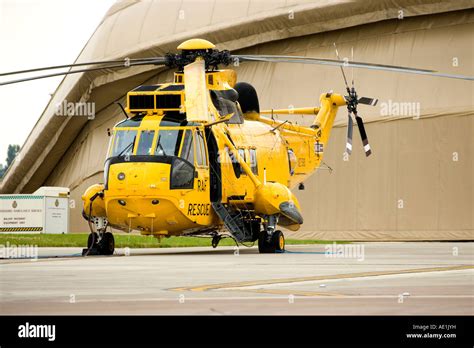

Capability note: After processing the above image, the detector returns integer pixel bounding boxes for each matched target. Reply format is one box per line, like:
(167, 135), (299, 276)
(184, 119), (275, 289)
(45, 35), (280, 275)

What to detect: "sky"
(0, 0), (115, 166)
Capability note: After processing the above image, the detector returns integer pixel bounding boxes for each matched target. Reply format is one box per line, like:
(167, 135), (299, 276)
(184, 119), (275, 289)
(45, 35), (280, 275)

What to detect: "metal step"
(211, 202), (246, 242)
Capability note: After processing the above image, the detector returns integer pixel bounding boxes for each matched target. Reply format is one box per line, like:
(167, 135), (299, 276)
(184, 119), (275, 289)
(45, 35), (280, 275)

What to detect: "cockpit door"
(183, 127), (212, 225)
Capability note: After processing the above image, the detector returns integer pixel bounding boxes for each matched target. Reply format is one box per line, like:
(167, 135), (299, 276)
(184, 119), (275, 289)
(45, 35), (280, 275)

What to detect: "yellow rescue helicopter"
(1, 39), (472, 254)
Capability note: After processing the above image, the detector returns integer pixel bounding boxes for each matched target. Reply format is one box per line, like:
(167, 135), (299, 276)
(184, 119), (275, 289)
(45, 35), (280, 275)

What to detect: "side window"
(249, 148), (258, 175)
(137, 130), (155, 155)
(238, 148), (246, 175)
(170, 158), (194, 189)
(287, 148), (297, 175)
(195, 129), (208, 167)
(107, 132), (114, 158)
(180, 129), (194, 165)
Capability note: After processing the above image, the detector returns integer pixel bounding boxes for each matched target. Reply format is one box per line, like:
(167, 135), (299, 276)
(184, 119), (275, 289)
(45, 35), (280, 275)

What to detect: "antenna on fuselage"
(115, 101), (129, 119)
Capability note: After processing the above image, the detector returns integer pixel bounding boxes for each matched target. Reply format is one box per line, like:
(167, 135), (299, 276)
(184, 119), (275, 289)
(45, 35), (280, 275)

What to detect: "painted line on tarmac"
(0, 253), (84, 264)
(278, 250), (328, 254)
(238, 288), (474, 298)
(239, 289), (343, 296)
(0, 254), (81, 260)
(0, 252), (119, 264)
(169, 264), (474, 292)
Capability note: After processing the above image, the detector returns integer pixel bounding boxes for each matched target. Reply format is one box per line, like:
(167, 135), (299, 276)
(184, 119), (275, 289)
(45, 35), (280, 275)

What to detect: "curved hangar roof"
(1, 0), (473, 196)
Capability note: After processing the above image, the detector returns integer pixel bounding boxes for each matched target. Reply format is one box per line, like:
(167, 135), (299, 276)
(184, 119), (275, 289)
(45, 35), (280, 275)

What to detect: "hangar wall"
(42, 7), (473, 240)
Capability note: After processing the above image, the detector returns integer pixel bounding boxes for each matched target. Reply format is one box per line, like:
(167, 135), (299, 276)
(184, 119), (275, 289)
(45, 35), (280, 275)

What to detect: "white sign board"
(45, 197), (69, 234)
(0, 195), (44, 232)
(0, 187), (70, 234)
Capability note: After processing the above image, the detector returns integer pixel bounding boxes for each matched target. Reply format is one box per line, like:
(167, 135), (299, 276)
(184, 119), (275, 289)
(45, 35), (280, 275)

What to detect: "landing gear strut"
(258, 215), (285, 253)
(83, 217), (115, 256)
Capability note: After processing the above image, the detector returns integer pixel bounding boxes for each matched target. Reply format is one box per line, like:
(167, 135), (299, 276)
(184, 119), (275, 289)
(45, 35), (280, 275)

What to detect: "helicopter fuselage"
(82, 68), (346, 238)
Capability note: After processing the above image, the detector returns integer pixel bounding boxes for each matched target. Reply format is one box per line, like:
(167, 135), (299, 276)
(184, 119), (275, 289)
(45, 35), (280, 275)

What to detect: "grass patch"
(0, 233), (347, 248)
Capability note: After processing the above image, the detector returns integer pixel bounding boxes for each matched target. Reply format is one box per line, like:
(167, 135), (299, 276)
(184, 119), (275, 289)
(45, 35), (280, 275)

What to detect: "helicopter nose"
(105, 195), (192, 235)
(118, 166), (144, 186)
(108, 161), (171, 194)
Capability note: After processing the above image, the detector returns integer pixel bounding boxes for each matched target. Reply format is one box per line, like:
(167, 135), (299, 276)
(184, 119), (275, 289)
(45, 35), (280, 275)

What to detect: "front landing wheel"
(99, 232), (115, 255)
(87, 232), (99, 249)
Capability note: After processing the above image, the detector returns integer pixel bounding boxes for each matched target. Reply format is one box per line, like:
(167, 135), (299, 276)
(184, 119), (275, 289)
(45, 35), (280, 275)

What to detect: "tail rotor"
(334, 43), (377, 157)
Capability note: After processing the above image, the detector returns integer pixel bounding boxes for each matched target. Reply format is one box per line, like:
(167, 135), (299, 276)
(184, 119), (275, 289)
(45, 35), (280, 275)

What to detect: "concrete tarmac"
(0, 242), (472, 315)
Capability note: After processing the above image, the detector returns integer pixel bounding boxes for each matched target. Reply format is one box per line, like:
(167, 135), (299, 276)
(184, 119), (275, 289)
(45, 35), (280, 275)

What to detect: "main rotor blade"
(0, 59), (166, 86)
(346, 112), (353, 155)
(0, 57), (163, 77)
(354, 112), (372, 157)
(184, 60), (211, 123)
(234, 55), (474, 81)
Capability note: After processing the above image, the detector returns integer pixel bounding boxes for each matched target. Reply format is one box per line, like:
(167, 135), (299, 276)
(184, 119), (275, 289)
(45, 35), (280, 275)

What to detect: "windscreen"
(137, 130), (155, 155)
(111, 129), (137, 157)
(155, 129), (183, 156)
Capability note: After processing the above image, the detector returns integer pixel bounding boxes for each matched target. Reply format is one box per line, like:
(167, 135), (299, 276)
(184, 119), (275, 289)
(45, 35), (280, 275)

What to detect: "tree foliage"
(0, 144), (20, 178)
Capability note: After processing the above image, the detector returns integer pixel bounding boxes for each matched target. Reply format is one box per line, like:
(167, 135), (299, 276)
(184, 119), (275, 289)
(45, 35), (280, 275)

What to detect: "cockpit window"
(155, 129), (183, 156)
(137, 130), (155, 155)
(180, 129), (194, 164)
(112, 129), (137, 157)
(170, 158), (194, 189)
(195, 129), (208, 167)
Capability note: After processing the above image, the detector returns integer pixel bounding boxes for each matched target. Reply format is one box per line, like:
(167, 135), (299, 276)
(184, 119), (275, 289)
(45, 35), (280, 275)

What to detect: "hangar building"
(1, 0), (472, 240)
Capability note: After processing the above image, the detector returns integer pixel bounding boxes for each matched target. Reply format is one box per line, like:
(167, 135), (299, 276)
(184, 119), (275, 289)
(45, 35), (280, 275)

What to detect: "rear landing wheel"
(258, 230), (285, 253)
(273, 230), (285, 252)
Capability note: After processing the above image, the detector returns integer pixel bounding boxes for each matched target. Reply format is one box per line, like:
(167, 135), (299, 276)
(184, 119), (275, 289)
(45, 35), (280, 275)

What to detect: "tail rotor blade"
(346, 113), (353, 155)
(358, 97), (378, 106)
(333, 43), (350, 92)
(355, 113), (372, 157)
